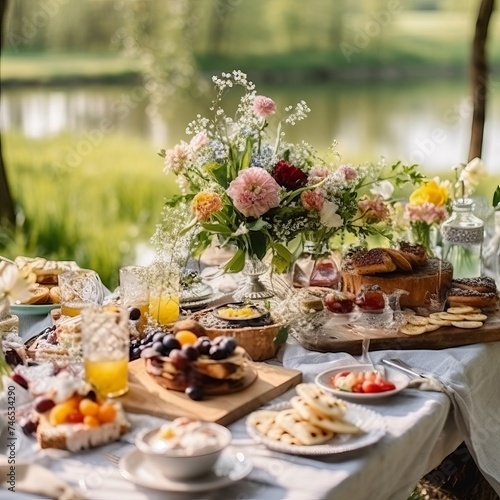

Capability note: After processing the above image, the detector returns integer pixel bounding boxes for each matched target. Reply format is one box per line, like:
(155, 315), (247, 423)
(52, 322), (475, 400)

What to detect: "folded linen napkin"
(0, 455), (84, 500)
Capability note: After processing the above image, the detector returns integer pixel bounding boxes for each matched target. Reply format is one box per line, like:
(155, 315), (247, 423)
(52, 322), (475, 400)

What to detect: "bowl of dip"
(135, 417), (232, 480)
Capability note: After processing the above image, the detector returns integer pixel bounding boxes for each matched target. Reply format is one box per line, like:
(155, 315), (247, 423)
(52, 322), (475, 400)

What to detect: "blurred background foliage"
(1, 0), (499, 288)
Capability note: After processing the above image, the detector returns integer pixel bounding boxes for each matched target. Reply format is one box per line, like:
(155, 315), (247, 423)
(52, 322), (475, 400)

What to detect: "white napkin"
(0, 455), (84, 500)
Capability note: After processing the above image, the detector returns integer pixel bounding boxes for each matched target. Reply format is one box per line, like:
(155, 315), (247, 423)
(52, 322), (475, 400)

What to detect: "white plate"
(246, 401), (385, 455)
(119, 447), (252, 492)
(10, 304), (59, 316)
(315, 364), (409, 400)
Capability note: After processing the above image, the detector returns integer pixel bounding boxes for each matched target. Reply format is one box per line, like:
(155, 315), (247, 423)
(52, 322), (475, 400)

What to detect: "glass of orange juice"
(58, 269), (104, 317)
(81, 305), (129, 397)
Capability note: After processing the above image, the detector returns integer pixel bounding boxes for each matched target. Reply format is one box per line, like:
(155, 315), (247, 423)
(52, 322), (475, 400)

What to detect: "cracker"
(439, 312), (468, 321)
(428, 317), (453, 327)
(446, 306), (476, 315)
(461, 313), (487, 322)
(266, 421), (302, 445)
(295, 384), (347, 419)
(275, 409), (333, 445)
(425, 324), (442, 332)
(429, 312), (445, 319)
(451, 321), (483, 329)
(290, 395), (345, 421)
(406, 316), (429, 326)
(248, 410), (279, 435)
(292, 397), (361, 434)
(400, 324), (427, 336)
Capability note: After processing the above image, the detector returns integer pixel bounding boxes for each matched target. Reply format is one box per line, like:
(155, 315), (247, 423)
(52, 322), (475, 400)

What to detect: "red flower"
(271, 160), (308, 190)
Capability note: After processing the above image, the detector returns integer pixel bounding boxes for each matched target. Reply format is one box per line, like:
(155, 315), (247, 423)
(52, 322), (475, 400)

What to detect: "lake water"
(1, 78), (499, 173)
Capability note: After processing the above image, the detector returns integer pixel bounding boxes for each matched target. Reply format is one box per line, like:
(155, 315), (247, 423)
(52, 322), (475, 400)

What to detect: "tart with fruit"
(12, 367), (130, 451)
(141, 324), (257, 400)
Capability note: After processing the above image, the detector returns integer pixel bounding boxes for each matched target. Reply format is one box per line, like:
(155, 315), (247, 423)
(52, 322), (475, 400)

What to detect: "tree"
(468, 0), (496, 161)
(0, 0), (16, 226)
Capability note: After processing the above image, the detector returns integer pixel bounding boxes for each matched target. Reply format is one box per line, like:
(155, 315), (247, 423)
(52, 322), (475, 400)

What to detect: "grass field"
(1, 132), (178, 289)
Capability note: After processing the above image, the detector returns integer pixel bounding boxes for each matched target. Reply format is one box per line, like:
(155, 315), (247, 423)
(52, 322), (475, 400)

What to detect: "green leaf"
(204, 162), (228, 188)
(249, 231), (268, 260)
(273, 242), (293, 262)
(240, 137), (253, 170)
(200, 223), (233, 235)
(493, 186), (500, 208)
(224, 248), (246, 273)
(274, 326), (288, 346)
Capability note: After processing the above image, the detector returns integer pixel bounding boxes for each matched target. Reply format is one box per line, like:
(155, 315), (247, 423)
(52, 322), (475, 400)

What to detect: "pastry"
(446, 288), (497, 309)
(14, 256), (80, 286)
(384, 248), (413, 272)
(397, 242), (428, 266)
(350, 248), (397, 275)
(450, 277), (496, 294)
(342, 258), (452, 308)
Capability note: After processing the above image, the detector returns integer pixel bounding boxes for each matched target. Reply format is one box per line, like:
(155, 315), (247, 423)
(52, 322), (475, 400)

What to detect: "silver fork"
(382, 358), (426, 378)
(103, 451), (121, 467)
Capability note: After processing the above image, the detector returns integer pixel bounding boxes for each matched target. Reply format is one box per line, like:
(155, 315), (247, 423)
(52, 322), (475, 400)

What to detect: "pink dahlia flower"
(406, 202), (448, 225)
(337, 164), (358, 182)
(189, 131), (209, 151)
(308, 166), (330, 185)
(192, 192), (223, 221)
(253, 95), (277, 118)
(358, 195), (390, 222)
(301, 189), (325, 211)
(163, 143), (189, 175)
(227, 167), (280, 218)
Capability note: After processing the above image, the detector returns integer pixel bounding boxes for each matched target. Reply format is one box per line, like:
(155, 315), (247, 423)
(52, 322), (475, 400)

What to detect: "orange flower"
(192, 192), (223, 221)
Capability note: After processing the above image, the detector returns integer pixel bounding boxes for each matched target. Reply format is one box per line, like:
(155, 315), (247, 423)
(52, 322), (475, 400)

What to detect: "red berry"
(355, 290), (385, 311)
(12, 373), (29, 389)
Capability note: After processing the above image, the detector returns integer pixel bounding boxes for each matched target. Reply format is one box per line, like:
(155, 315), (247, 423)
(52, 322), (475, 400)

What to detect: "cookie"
(407, 316), (428, 326)
(439, 312), (468, 321)
(451, 321), (483, 329)
(275, 409), (333, 445)
(425, 324), (442, 332)
(429, 312), (446, 319)
(295, 384), (348, 419)
(428, 318), (453, 327)
(400, 324), (427, 335)
(461, 313), (487, 322)
(447, 306), (477, 315)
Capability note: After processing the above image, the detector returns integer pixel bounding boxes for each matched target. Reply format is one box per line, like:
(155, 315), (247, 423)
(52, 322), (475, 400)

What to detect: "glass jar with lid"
(441, 198), (484, 278)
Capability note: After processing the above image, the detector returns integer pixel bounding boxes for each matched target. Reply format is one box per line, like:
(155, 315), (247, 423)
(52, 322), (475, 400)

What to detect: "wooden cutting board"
(292, 310), (500, 355)
(119, 359), (302, 425)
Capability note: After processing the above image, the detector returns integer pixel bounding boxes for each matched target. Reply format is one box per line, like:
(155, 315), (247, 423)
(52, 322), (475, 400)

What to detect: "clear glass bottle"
(482, 210), (500, 287)
(292, 241), (340, 288)
(441, 198), (484, 279)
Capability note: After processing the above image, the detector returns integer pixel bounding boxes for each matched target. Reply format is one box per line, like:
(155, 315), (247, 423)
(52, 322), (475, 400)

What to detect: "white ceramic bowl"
(135, 422), (232, 481)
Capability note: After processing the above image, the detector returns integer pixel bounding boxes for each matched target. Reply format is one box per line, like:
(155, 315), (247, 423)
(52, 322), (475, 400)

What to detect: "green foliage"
(493, 186), (500, 209)
(0, 133), (177, 290)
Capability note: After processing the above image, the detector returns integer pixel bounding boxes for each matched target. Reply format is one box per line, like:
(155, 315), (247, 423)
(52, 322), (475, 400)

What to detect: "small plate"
(246, 401), (385, 455)
(315, 364), (409, 400)
(213, 303), (268, 322)
(180, 282), (214, 302)
(119, 447), (252, 492)
(10, 304), (59, 316)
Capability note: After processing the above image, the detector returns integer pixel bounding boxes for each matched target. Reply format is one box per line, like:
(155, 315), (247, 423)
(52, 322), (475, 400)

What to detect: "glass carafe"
(441, 198), (484, 278)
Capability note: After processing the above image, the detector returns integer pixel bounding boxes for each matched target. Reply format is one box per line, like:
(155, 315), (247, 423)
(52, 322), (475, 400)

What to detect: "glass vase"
(441, 198), (484, 279)
(233, 255), (274, 302)
(482, 210), (500, 287)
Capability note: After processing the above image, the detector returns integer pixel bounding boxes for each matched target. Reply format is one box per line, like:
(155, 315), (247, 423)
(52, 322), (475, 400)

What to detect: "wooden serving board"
(292, 310), (500, 355)
(119, 359), (302, 426)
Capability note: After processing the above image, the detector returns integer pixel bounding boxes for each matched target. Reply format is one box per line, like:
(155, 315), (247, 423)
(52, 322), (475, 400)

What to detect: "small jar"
(441, 198), (484, 279)
(293, 241), (340, 289)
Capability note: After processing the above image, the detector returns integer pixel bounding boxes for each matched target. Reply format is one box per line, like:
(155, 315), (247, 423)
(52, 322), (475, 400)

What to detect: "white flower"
(319, 200), (343, 228)
(232, 223), (249, 237)
(0, 262), (32, 304)
(370, 180), (394, 200)
(189, 131), (209, 151)
(459, 157), (487, 192)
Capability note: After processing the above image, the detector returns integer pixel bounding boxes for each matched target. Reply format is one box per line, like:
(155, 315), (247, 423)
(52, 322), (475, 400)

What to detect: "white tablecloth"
(2, 314), (500, 500)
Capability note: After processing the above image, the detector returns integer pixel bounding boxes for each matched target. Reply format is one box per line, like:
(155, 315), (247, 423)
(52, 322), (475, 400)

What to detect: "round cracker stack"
(399, 307), (487, 336)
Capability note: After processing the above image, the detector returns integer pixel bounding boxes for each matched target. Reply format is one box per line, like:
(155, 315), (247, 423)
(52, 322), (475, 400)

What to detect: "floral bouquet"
(158, 70), (423, 277)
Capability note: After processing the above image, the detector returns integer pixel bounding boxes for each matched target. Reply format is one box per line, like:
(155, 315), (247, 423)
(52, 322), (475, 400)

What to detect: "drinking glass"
(119, 265), (149, 333)
(58, 269), (104, 317)
(148, 268), (180, 326)
(81, 305), (129, 397)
